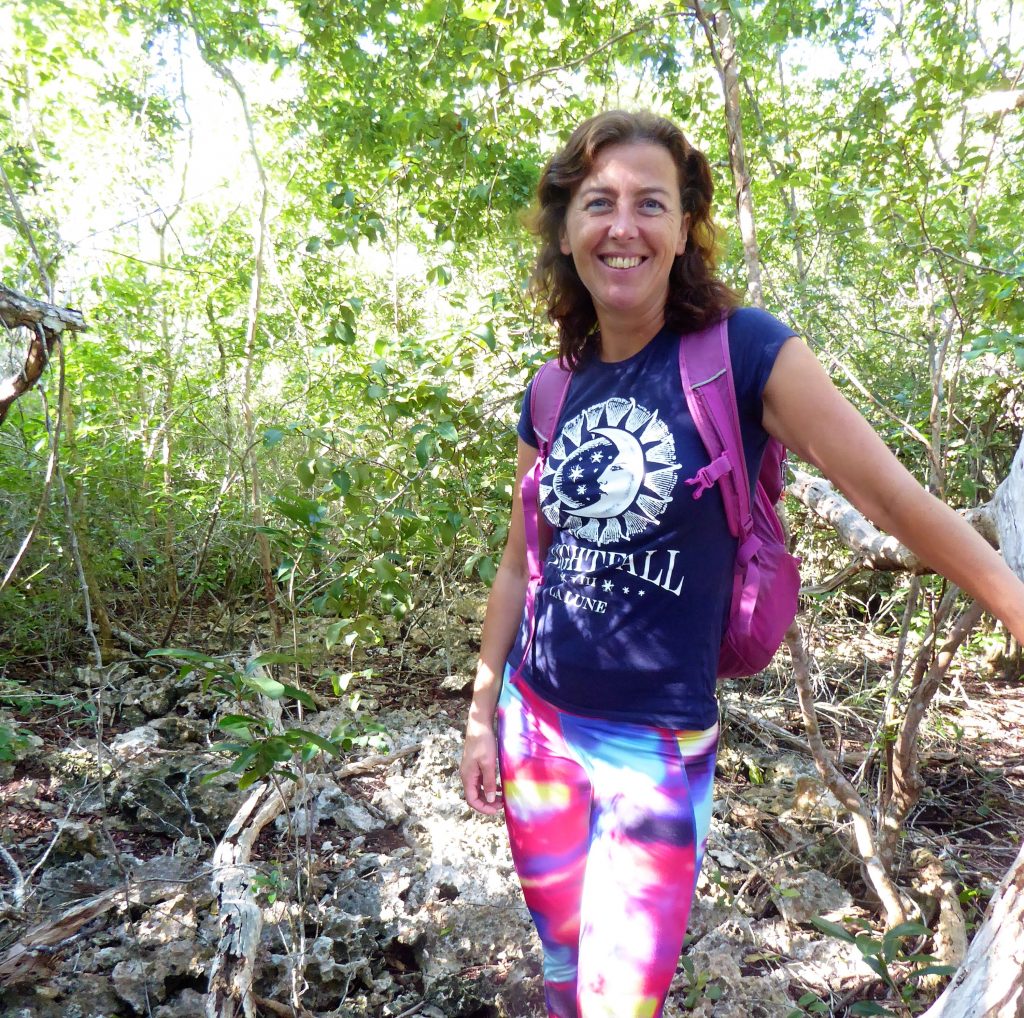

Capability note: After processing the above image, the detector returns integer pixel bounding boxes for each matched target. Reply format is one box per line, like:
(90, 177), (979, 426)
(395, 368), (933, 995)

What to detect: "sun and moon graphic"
(539, 397), (680, 546)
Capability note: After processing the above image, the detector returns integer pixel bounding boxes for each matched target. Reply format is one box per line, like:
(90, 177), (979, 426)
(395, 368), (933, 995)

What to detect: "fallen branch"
(206, 783), (285, 1018)
(0, 844), (25, 908)
(206, 743), (422, 1018)
(722, 701), (811, 753)
(0, 284), (86, 426)
(913, 848), (967, 990)
(920, 840), (1024, 1018)
(0, 889), (120, 984)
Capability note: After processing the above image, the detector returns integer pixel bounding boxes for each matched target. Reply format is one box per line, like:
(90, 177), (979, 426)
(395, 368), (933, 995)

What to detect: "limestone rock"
(771, 868), (854, 925)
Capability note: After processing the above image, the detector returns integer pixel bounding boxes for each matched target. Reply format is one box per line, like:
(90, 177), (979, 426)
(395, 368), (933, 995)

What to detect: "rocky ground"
(0, 609), (1022, 1018)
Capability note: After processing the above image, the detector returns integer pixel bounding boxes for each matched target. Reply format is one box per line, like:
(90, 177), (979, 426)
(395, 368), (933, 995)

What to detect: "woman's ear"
(560, 227), (571, 256)
(676, 213), (691, 256)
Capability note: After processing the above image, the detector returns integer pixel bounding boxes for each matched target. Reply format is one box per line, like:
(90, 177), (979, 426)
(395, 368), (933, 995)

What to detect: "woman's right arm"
(460, 438), (537, 815)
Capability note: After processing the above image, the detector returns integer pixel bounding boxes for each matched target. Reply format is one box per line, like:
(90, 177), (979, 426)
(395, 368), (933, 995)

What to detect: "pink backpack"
(524, 317), (800, 678)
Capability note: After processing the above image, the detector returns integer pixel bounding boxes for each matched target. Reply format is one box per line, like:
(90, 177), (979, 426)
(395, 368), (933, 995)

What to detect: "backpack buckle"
(685, 454), (732, 500)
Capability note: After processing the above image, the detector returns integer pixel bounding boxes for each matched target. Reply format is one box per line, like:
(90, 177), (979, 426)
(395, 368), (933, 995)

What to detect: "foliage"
(810, 916), (958, 1015)
(677, 955), (724, 1009)
(1, 0), (1021, 847)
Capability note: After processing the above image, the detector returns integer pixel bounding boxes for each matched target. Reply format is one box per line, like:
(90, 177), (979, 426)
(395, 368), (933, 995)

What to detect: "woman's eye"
(640, 198), (665, 213)
(584, 197), (611, 211)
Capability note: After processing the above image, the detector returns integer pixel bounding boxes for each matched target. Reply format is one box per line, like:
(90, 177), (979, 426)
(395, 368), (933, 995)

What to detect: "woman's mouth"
(601, 255), (645, 269)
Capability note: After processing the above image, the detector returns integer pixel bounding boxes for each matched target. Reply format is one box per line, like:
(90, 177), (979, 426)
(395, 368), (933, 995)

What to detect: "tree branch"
(0, 285), (87, 426)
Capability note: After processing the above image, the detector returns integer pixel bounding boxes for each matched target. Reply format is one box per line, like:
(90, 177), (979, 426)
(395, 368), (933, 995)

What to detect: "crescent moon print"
(540, 397), (680, 545)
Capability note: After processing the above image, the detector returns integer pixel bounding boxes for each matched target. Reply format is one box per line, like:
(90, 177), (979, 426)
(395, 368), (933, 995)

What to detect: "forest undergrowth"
(1, 588), (1021, 1018)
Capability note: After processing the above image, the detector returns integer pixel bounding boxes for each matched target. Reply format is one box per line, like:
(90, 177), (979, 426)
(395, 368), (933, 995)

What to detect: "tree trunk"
(692, 1), (764, 309)
(920, 840), (1024, 1018)
(201, 52), (281, 639)
(993, 436), (1024, 578)
(916, 434), (1024, 1013)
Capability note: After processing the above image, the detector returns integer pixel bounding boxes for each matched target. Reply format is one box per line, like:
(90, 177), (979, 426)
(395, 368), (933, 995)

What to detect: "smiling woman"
(459, 109), (1024, 1018)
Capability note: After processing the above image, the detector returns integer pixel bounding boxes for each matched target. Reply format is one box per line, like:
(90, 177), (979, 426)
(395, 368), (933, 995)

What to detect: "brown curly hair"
(526, 110), (737, 368)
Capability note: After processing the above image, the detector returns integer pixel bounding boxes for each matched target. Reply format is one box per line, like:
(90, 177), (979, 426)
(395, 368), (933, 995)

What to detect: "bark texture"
(993, 438), (1024, 580)
(920, 840), (1024, 1018)
(788, 468), (1001, 574)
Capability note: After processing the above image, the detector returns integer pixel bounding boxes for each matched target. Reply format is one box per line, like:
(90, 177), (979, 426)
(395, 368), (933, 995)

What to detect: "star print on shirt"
(602, 580), (614, 592)
(638, 589), (646, 597)
(590, 451), (604, 463)
(569, 466), (584, 481)
(622, 587), (630, 595)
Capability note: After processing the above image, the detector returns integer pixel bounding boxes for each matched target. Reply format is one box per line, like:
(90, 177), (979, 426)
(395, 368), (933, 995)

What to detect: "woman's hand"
(461, 718), (503, 815)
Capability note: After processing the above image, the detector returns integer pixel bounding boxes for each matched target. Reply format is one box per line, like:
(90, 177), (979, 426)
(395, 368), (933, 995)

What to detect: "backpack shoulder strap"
(530, 357), (573, 455)
(677, 317), (753, 539)
(512, 358), (573, 678)
(521, 356), (572, 585)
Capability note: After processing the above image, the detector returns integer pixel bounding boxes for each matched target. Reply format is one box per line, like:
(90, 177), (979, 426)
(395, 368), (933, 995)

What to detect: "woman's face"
(559, 141), (689, 333)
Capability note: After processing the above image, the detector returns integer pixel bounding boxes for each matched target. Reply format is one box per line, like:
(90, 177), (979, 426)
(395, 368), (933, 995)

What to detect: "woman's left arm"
(762, 336), (1024, 644)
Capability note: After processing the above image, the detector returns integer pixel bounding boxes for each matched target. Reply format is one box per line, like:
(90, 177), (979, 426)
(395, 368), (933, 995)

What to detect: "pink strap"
(512, 360), (573, 678)
(679, 318), (760, 634)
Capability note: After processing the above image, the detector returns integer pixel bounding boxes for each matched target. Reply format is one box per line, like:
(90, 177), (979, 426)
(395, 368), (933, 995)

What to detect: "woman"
(460, 110), (1024, 1018)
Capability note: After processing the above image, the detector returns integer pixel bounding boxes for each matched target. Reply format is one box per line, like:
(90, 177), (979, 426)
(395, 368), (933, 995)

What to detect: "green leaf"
(849, 1004), (896, 1017)
(858, 955), (889, 981)
(472, 323), (496, 351)
(272, 497), (326, 528)
(264, 736), (295, 762)
(382, 579), (411, 603)
(328, 320), (355, 345)
(324, 621), (347, 650)
(331, 468), (352, 495)
(291, 729), (341, 756)
(248, 651), (308, 669)
(264, 427), (286, 448)
(435, 421), (458, 442)
(280, 683), (316, 709)
(911, 963), (958, 979)
(246, 674), (287, 699)
(218, 714), (269, 738)
(462, 0), (499, 21)
(810, 916), (856, 943)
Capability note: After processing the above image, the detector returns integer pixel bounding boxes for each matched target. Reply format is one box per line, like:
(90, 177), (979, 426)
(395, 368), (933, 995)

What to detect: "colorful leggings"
(497, 672), (718, 1018)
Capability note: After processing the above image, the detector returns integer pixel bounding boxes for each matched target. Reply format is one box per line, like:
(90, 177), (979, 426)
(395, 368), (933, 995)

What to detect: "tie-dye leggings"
(497, 671), (719, 1018)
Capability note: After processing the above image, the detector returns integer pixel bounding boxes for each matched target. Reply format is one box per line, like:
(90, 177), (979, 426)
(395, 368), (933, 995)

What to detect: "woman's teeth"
(602, 256), (644, 269)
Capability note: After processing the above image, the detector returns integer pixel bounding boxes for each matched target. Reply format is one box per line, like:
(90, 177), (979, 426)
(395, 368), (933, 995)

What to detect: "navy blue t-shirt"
(508, 307), (796, 729)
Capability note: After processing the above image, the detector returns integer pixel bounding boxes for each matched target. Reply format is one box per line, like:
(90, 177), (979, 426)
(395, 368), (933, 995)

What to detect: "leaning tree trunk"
(920, 840), (1024, 1018)
(914, 432), (1024, 1014)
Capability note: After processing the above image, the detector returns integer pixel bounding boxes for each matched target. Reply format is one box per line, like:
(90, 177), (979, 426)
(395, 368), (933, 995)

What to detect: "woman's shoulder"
(725, 307), (799, 401)
(726, 306), (798, 344)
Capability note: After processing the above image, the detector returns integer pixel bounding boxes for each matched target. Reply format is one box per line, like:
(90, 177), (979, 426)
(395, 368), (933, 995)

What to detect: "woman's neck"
(596, 308), (666, 363)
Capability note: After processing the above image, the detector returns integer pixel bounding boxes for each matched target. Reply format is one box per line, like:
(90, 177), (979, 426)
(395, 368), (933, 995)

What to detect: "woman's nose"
(609, 205), (638, 238)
